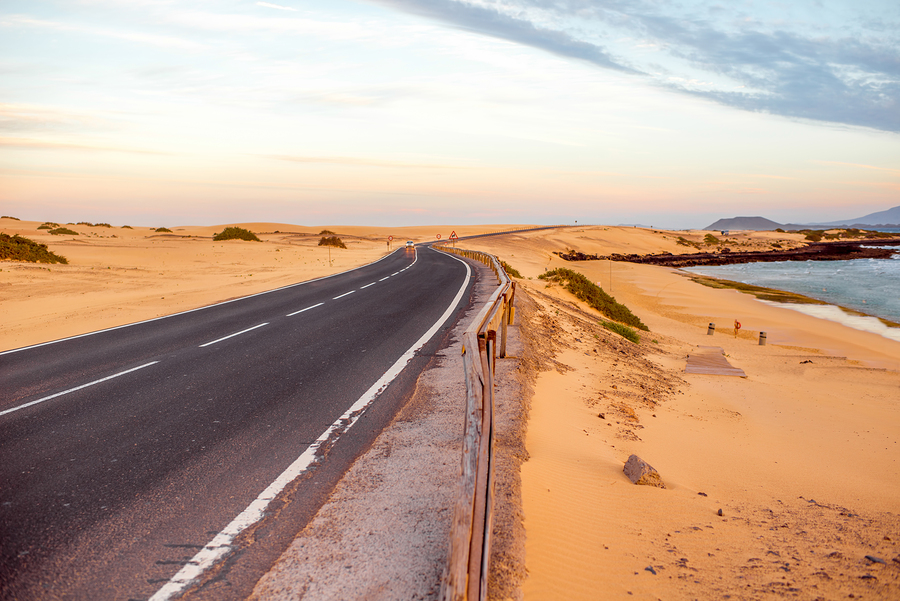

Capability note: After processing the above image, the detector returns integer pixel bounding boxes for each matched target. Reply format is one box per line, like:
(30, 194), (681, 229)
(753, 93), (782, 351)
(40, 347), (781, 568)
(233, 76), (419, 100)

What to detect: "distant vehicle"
(406, 241), (414, 248)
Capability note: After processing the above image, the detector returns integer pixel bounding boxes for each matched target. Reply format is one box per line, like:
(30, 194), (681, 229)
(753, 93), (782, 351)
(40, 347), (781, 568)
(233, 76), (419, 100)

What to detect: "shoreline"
(682, 271), (900, 332)
(557, 237), (900, 267)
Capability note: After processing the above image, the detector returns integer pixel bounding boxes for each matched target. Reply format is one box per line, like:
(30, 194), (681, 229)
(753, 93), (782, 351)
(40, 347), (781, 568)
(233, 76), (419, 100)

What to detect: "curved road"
(0, 245), (473, 600)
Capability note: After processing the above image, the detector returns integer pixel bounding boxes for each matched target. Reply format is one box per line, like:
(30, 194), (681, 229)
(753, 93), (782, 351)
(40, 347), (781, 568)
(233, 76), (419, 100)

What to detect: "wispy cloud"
(368, 0), (900, 132)
(2, 15), (205, 50)
(262, 154), (461, 169)
(0, 136), (172, 155)
(815, 161), (900, 176)
(255, 2), (298, 12)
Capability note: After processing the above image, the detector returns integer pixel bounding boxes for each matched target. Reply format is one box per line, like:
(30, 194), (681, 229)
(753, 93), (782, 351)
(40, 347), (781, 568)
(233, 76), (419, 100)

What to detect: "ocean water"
(684, 250), (900, 342)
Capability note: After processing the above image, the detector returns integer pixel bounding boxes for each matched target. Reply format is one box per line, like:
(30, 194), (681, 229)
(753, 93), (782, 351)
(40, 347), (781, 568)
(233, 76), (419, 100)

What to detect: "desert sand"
(0, 218), (524, 352)
(4, 219), (898, 598)
(464, 227), (900, 599)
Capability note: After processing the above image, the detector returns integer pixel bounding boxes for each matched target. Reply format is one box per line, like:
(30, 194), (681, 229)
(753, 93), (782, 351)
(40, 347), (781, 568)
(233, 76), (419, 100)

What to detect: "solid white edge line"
(198, 323), (268, 348)
(148, 246), (468, 601)
(0, 361), (160, 418)
(360, 282), (376, 289)
(0, 250), (405, 357)
(332, 290), (355, 300)
(286, 302), (324, 317)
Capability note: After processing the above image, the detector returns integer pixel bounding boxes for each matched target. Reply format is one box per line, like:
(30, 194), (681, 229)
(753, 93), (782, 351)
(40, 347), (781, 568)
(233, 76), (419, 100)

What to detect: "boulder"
(623, 454), (666, 489)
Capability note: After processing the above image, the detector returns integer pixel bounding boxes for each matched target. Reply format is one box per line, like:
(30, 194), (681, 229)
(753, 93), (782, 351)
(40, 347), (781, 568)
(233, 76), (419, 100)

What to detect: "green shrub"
(121, 225), (133, 229)
(155, 227), (174, 233)
(94, 222), (112, 228)
(602, 320), (640, 343)
(703, 233), (720, 246)
(676, 236), (700, 248)
(318, 235), (347, 249)
(48, 227), (78, 236)
(318, 229), (337, 235)
(499, 259), (522, 279)
(538, 268), (648, 331)
(213, 227), (260, 241)
(1, 215), (21, 220)
(37, 222), (59, 230)
(0, 233), (68, 263)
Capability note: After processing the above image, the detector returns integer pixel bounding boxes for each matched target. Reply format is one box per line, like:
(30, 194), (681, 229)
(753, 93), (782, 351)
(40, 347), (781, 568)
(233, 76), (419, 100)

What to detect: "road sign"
(450, 231), (458, 240)
(388, 235), (393, 241)
(436, 234), (441, 239)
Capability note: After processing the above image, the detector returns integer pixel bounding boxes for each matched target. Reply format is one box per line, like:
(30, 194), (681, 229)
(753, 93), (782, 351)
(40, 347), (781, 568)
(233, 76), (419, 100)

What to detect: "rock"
(623, 454), (666, 488)
(717, 509), (724, 516)
(644, 566), (657, 575)
(865, 555), (885, 564)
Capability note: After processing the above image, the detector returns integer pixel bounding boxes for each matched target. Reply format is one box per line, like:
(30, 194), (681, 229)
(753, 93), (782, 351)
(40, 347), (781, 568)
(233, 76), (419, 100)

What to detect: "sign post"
(388, 235), (393, 250)
(449, 230), (458, 247)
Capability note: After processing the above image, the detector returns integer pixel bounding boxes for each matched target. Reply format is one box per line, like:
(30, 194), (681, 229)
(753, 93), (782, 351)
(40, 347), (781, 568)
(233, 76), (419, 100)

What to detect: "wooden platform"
(685, 346), (747, 377)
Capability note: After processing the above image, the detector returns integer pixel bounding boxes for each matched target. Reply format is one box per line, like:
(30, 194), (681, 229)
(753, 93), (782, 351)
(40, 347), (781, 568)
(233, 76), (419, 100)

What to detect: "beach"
(464, 227), (900, 599)
(3, 220), (899, 598)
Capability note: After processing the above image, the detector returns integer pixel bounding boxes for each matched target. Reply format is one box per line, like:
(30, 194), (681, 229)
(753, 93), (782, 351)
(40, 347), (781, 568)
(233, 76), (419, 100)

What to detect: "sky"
(1, 0), (898, 229)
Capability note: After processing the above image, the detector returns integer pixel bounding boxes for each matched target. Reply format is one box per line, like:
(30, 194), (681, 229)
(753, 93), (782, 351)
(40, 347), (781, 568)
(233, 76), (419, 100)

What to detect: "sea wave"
(762, 301), (900, 343)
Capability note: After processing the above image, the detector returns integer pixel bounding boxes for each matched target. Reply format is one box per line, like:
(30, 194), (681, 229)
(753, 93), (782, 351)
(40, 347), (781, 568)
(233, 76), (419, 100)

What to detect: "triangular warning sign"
(450, 230), (458, 239)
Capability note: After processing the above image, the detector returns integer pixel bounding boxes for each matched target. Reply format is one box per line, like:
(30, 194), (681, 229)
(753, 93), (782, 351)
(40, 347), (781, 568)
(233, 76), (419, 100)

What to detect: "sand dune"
(463, 227), (900, 599)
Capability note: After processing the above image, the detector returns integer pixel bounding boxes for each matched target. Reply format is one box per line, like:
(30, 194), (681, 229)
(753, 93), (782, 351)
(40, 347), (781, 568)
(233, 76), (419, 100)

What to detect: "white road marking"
(198, 323), (268, 348)
(391, 272), (400, 276)
(360, 282), (376, 289)
(149, 247), (469, 601)
(0, 250), (403, 356)
(378, 277), (390, 281)
(286, 302), (324, 317)
(332, 291), (355, 300)
(0, 362), (160, 418)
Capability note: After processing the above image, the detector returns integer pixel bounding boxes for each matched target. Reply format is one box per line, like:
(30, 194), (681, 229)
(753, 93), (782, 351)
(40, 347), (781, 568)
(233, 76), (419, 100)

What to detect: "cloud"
(2, 15), (205, 50)
(262, 154), (461, 169)
(255, 2), (299, 12)
(367, 0), (900, 132)
(0, 136), (172, 155)
(371, 0), (638, 74)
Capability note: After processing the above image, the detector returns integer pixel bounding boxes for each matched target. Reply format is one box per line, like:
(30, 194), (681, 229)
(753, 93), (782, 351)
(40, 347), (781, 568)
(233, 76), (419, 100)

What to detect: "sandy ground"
(0, 218), (528, 352)
(463, 227), (900, 600)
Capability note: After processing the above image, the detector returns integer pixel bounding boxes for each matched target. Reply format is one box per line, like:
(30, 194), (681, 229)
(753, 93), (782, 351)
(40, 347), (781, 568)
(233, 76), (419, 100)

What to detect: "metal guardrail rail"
(434, 245), (515, 601)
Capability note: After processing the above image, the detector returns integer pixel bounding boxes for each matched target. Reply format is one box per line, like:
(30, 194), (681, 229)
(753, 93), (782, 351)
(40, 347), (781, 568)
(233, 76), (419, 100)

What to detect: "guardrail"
(434, 245), (516, 601)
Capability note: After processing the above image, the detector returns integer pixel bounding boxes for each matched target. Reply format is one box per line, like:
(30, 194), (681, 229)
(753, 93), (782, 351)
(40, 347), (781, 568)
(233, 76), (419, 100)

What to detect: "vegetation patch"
(1, 233), (68, 264)
(212, 226), (260, 241)
(538, 267), (648, 331)
(155, 227), (174, 233)
(121, 225), (133, 229)
(676, 236), (701, 249)
(704, 233), (721, 246)
(601, 320), (640, 343)
(38, 222), (60, 230)
(499, 259), (522, 279)
(1, 215), (21, 220)
(48, 227), (78, 236)
(318, 235), (347, 249)
(318, 229), (337, 236)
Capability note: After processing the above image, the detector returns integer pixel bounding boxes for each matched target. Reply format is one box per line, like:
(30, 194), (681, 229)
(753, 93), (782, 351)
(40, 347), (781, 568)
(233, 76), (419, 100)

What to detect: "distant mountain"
(704, 216), (784, 231)
(815, 205), (900, 227)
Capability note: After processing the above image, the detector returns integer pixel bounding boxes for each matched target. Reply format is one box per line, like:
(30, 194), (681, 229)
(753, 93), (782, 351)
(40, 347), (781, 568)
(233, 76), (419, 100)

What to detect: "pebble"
(644, 566), (657, 575)
(717, 509), (724, 516)
(865, 555), (885, 564)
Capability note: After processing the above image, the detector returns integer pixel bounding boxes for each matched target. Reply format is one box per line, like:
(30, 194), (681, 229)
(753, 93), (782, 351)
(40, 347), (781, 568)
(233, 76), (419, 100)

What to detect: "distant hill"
(704, 216), (784, 231)
(815, 205), (900, 227)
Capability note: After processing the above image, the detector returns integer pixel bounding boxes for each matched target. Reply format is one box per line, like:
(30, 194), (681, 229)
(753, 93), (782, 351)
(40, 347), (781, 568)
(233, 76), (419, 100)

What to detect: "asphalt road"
(0, 245), (474, 601)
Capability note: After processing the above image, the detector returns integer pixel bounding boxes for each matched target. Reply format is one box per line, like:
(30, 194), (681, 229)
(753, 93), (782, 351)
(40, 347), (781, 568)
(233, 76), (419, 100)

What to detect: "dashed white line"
(287, 302), (324, 317)
(0, 362), (160, 418)
(333, 291), (355, 300)
(360, 282), (376, 289)
(199, 323), (268, 348)
(391, 272), (400, 276)
(378, 277), (390, 282)
(149, 252), (470, 601)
